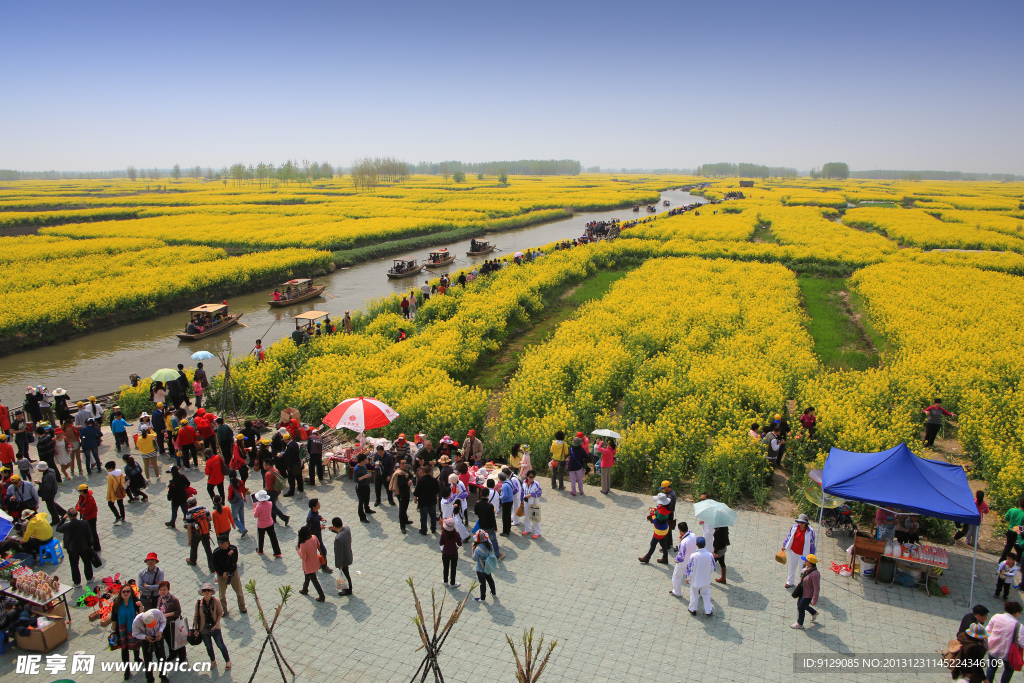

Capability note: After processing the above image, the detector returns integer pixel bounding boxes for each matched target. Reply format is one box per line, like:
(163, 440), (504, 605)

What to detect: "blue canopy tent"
(823, 442), (981, 602)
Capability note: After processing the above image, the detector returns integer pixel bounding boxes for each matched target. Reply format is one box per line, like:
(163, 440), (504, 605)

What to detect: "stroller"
(822, 503), (858, 537)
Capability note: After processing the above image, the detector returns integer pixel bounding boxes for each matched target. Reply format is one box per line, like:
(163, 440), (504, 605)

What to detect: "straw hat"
(53, 388), (67, 396)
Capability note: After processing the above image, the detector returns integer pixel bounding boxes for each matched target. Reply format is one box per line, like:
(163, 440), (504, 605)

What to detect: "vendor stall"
(823, 442), (980, 602)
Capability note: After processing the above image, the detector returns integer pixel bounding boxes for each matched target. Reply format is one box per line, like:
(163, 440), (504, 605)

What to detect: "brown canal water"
(0, 190), (705, 402)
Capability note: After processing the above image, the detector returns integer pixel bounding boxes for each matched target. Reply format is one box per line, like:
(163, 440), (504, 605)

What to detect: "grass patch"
(471, 269), (630, 392)
(798, 276), (879, 371)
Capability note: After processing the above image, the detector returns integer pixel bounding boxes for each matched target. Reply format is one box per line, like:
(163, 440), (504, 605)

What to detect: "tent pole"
(970, 529), (979, 606)
(817, 501), (824, 547)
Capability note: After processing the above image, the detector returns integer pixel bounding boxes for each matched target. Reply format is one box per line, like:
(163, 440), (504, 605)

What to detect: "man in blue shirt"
(498, 472), (515, 536)
(110, 411), (132, 454)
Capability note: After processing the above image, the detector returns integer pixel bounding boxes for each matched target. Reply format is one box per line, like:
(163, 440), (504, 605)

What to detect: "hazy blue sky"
(2, 0), (1021, 173)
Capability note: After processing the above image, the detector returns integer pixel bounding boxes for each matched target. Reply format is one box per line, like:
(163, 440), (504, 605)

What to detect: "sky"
(1, 0), (1022, 173)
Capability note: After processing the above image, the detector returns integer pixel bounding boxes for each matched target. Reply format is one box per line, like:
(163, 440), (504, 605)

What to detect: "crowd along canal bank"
(0, 189), (705, 401)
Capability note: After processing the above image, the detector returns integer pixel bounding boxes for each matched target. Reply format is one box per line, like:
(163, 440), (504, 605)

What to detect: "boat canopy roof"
(474, 239), (490, 246)
(428, 248), (449, 255)
(189, 304), (227, 313)
(280, 278), (312, 286)
(294, 310), (329, 322)
(393, 258), (416, 264)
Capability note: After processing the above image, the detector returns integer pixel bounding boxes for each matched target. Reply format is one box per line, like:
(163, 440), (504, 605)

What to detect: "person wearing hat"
(138, 552), (165, 610)
(137, 424), (159, 480)
(463, 430), (483, 467)
(0, 434), (14, 470)
(76, 482), (101, 550)
(659, 481), (677, 540)
(342, 310), (353, 334)
(36, 461), (66, 521)
(782, 513), (817, 589)
(639, 493), (673, 564)
(195, 583), (231, 669)
(392, 433), (411, 464)
(151, 402), (168, 457)
(174, 409), (200, 469)
(253, 490), (283, 556)
(566, 437), (588, 496)
(19, 508), (54, 556)
(185, 496), (215, 571)
(686, 537), (718, 617)
(438, 515), (463, 588)
(105, 460), (128, 523)
(281, 430), (304, 497)
(204, 446), (228, 503)
(56, 509), (95, 585)
(212, 534), (247, 616)
(80, 417), (103, 474)
(228, 438), (249, 487)
(791, 554), (820, 629)
(306, 428), (325, 486)
(35, 424), (61, 484)
(131, 607), (170, 683)
(4, 473), (38, 518)
(52, 388), (71, 423)
(11, 408), (31, 460)
(110, 582), (145, 674)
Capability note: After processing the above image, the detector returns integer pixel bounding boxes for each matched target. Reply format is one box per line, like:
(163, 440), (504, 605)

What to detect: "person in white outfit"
(686, 537), (717, 616)
(781, 513), (816, 588)
(671, 523), (698, 598)
(504, 467), (524, 527)
(521, 470), (542, 538)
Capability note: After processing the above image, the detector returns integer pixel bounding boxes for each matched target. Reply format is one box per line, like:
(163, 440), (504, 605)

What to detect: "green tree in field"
(498, 172), (508, 185)
(126, 165), (137, 181)
(821, 162), (849, 180)
(171, 164), (181, 180)
(453, 171), (466, 183)
(477, 172), (484, 180)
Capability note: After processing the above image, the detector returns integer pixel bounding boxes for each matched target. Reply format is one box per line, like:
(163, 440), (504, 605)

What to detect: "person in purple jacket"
(791, 554), (820, 629)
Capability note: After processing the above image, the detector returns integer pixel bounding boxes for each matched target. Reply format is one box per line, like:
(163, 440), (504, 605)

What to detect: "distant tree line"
(411, 159), (581, 176)
(849, 169), (1023, 181)
(696, 162), (799, 178)
(350, 156), (410, 192)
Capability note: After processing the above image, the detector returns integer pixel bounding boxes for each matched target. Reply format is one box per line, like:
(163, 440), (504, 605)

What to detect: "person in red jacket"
(204, 448), (226, 502)
(0, 435), (14, 468)
(0, 400), (10, 434)
(75, 483), (101, 551)
(175, 410), (199, 469)
(195, 410), (217, 456)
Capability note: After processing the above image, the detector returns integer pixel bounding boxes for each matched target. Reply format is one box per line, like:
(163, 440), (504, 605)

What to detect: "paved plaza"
(0, 440), (998, 682)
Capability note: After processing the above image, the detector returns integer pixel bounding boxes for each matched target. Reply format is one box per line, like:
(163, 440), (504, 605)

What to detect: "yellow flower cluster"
(0, 247), (330, 341)
(492, 256), (817, 501)
(624, 209), (758, 242)
(18, 175), (689, 251)
(844, 207), (1024, 253)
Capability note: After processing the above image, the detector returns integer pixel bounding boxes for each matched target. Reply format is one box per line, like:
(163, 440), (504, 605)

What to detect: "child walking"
(996, 556), (1019, 599)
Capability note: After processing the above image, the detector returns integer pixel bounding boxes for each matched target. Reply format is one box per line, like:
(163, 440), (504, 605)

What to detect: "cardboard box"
(16, 608), (68, 653)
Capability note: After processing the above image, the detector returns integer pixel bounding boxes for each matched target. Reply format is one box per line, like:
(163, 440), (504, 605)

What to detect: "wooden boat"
(268, 278), (325, 307)
(632, 205), (640, 212)
(176, 303), (243, 341)
(291, 310), (331, 344)
(424, 248), (455, 268)
(663, 200), (670, 206)
(387, 259), (423, 279)
(646, 204), (657, 213)
(466, 239), (495, 256)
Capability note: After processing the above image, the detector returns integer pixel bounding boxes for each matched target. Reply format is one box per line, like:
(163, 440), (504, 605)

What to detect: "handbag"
(90, 550), (103, 568)
(335, 575), (349, 592)
(529, 503), (541, 523)
(515, 502), (524, 517)
(791, 581), (804, 599)
(1009, 623), (1024, 672)
(186, 600), (204, 646)
(173, 618), (189, 651)
(775, 550), (787, 565)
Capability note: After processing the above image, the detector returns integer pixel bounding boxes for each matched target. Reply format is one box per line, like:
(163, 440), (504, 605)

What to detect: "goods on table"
(9, 569), (61, 601)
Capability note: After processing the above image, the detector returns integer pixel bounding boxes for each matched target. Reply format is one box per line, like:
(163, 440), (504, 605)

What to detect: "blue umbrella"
(191, 351), (215, 361)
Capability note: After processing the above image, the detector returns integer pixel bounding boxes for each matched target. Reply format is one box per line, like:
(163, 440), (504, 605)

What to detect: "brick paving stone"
(0, 441), (992, 681)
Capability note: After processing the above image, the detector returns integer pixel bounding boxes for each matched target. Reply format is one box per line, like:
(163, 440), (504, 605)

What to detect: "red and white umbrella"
(322, 396), (399, 432)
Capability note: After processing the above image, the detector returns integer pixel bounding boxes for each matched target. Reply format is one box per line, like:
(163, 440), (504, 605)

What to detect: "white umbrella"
(191, 350), (216, 360)
(591, 429), (622, 439)
(693, 499), (737, 528)
(514, 251), (524, 258)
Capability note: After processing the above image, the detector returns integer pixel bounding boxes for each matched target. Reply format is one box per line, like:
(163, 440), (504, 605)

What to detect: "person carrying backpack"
(185, 496), (214, 572)
(472, 530), (498, 603)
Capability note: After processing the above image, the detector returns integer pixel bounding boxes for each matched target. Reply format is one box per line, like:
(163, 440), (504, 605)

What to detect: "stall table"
(850, 534), (886, 583)
(885, 544), (948, 596)
(1, 582), (74, 624)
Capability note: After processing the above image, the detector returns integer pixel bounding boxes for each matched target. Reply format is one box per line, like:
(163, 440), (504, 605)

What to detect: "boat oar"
(248, 320), (277, 355)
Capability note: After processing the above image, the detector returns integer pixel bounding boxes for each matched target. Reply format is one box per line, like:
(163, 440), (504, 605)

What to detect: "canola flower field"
(11, 174), (1024, 517)
(0, 174), (681, 344)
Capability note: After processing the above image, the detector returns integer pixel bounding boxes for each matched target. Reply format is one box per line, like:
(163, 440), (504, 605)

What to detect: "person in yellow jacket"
(105, 460), (127, 524)
(549, 430), (568, 491)
(20, 509), (54, 556)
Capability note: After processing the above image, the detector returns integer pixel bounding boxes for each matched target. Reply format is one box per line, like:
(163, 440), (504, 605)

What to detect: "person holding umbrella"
(782, 513), (816, 589)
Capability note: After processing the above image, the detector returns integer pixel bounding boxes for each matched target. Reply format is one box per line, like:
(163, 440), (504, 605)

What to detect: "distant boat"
(424, 248), (455, 268)
(268, 278), (326, 307)
(387, 259), (424, 279)
(176, 303), (243, 341)
(466, 240), (495, 256)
